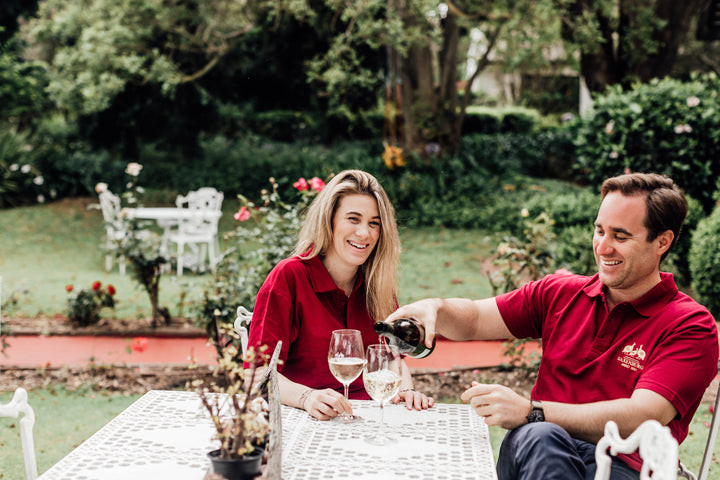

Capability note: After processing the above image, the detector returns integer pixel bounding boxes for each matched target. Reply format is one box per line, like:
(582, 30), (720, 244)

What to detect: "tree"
(306, 0), (568, 155)
(21, 0), (310, 116)
(559, 0), (709, 92)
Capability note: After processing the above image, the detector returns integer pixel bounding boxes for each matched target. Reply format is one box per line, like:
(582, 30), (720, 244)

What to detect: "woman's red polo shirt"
(247, 255), (378, 399)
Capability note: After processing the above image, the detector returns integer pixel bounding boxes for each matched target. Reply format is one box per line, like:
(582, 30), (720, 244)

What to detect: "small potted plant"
(191, 331), (272, 480)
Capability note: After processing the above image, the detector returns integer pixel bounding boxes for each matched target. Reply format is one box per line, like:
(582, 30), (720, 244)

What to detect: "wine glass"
(363, 343), (402, 445)
(328, 329), (366, 422)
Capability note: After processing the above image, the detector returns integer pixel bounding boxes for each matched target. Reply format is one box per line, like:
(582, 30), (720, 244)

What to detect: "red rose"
(92, 281), (101, 291)
(309, 177), (325, 192)
(131, 337), (149, 353)
(65, 284), (74, 293)
(107, 284), (116, 296)
(293, 177), (309, 191)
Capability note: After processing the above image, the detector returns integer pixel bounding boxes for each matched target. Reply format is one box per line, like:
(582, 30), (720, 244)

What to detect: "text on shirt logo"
(617, 342), (645, 372)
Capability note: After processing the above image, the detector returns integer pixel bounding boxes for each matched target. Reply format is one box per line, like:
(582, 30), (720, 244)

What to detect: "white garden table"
(37, 390), (497, 480)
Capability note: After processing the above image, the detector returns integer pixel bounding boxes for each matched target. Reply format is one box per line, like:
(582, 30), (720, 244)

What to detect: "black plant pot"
(207, 447), (264, 479)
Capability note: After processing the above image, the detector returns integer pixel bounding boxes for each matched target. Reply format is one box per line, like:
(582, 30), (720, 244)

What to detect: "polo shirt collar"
(583, 271), (678, 316)
(304, 254), (364, 294)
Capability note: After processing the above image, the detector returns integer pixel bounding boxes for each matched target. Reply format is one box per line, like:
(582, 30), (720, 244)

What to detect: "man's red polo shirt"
(247, 255), (376, 399)
(496, 272), (718, 471)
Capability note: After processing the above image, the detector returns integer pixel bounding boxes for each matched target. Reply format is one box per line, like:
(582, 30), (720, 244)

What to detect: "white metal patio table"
(37, 390), (497, 480)
(122, 207), (222, 235)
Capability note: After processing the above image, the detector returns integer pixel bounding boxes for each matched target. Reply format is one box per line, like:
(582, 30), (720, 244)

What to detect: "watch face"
(527, 410), (545, 423)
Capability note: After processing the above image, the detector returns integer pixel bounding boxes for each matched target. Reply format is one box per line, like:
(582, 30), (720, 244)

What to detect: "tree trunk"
(630, 0), (706, 81)
(400, 11), (463, 156)
(568, 0), (705, 93)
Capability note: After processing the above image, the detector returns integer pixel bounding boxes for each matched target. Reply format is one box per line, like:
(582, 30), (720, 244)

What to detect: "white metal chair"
(234, 305), (253, 353)
(168, 187), (223, 276)
(97, 189), (127, 274)
(0, 388), (38, 480)
(595, 419), (678, 480)
(678, 368), (720, 480)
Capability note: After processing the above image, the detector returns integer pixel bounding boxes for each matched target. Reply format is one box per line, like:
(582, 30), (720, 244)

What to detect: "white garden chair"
(234, 305), (253, 353)
(0, 388), (38, 480)
(97, 189), (128, 274)
(168, 187), (223, 276)
(595, 419), (678, 480)
(678, 366), (720, 480)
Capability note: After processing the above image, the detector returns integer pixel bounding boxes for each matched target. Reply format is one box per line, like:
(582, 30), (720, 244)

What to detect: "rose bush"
(65, 281), (117, 326)
(193, 175), (324, 355)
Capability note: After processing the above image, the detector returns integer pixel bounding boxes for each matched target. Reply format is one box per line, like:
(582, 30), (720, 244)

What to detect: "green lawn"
(0, 387), (141, 479)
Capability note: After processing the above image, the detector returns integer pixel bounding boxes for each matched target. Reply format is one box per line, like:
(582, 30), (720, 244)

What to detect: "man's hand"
(461, 381), (530, 430)
(385, 298), (442, 348)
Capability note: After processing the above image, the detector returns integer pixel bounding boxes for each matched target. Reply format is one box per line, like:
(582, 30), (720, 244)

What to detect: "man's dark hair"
(601, 172), (688, 260)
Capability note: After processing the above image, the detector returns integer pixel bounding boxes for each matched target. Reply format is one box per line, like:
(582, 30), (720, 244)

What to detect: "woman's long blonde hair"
(292, 170), (400, 322)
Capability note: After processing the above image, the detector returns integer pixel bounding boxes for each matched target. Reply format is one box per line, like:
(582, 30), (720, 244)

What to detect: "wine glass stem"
(378, 402), (385, 439)
(343, 383), (350, 402)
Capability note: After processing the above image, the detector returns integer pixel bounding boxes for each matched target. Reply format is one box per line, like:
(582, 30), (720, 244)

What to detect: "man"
(387, 173), (718, 480)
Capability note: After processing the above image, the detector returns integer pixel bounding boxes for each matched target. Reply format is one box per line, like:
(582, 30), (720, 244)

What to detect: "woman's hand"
(392, 388), (434, 410)
(302, 388), (353, 421)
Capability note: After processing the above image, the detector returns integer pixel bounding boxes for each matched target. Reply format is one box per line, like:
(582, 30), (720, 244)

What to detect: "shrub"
(65, 281), (116, 326)
(191, 176), (322, 342)
(500, 106), (541, 134)
(463, 106), (502, 135)
(573, 74), (720, 213)
(689, 204), (720, 319)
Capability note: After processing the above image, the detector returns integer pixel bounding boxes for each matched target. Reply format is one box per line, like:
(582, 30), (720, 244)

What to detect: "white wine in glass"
(363, 343), (402, 445)
(328, 329), (365, 422)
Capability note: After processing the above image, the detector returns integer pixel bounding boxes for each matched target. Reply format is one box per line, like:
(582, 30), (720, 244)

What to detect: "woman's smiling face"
(325, 193), (381, 272)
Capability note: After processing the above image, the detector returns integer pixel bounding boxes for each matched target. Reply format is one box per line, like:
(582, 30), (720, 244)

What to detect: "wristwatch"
(526, 400), (545, 423)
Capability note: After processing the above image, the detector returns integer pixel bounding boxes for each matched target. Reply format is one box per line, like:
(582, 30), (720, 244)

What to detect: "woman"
(246, 169), (434, 420)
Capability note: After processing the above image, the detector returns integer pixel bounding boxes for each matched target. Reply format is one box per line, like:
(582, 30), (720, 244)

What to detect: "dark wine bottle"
(373, 318), (435, 358)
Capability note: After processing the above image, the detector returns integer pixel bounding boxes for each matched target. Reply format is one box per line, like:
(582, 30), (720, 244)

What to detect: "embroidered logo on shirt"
(617, 342), (645, 372)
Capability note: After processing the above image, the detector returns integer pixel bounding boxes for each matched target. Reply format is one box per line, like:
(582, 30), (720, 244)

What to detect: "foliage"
(689, 203), (720, 320)
(559, 0), (706, 93)
(110, 163), (171, 326)
(190, 333), (272, 459)
(0, 42), (49, 123)
(191, 176), (322, 342)
(573, 74), (720, 213)
(462, 107), (502, 135)
(485, 211), (559, 371)
(22, 0), (309, 116)
(303, 0), (571, 153)
(0, 127), (48, 207)
(64, 281), (116, 326)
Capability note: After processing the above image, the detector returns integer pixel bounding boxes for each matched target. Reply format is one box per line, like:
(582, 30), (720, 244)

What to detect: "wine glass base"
(364, 435), (398, 446)
(333, 413), (362, 423)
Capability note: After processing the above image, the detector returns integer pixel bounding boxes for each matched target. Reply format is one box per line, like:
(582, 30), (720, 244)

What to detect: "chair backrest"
(595, 419), (678, 480)
(259, 341), (282, 479)
(97, 190), (124, 233)
(697, 383), (720, 480)
(0, 388), (38, 480)
(175, 187), (223, 236)
(235, 305), (252, 353)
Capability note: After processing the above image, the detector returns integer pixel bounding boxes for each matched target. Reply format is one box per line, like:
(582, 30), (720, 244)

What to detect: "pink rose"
(234, 206), (251, 222)
(309, 177), (325, 192)
(293, 177), (309, 191)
